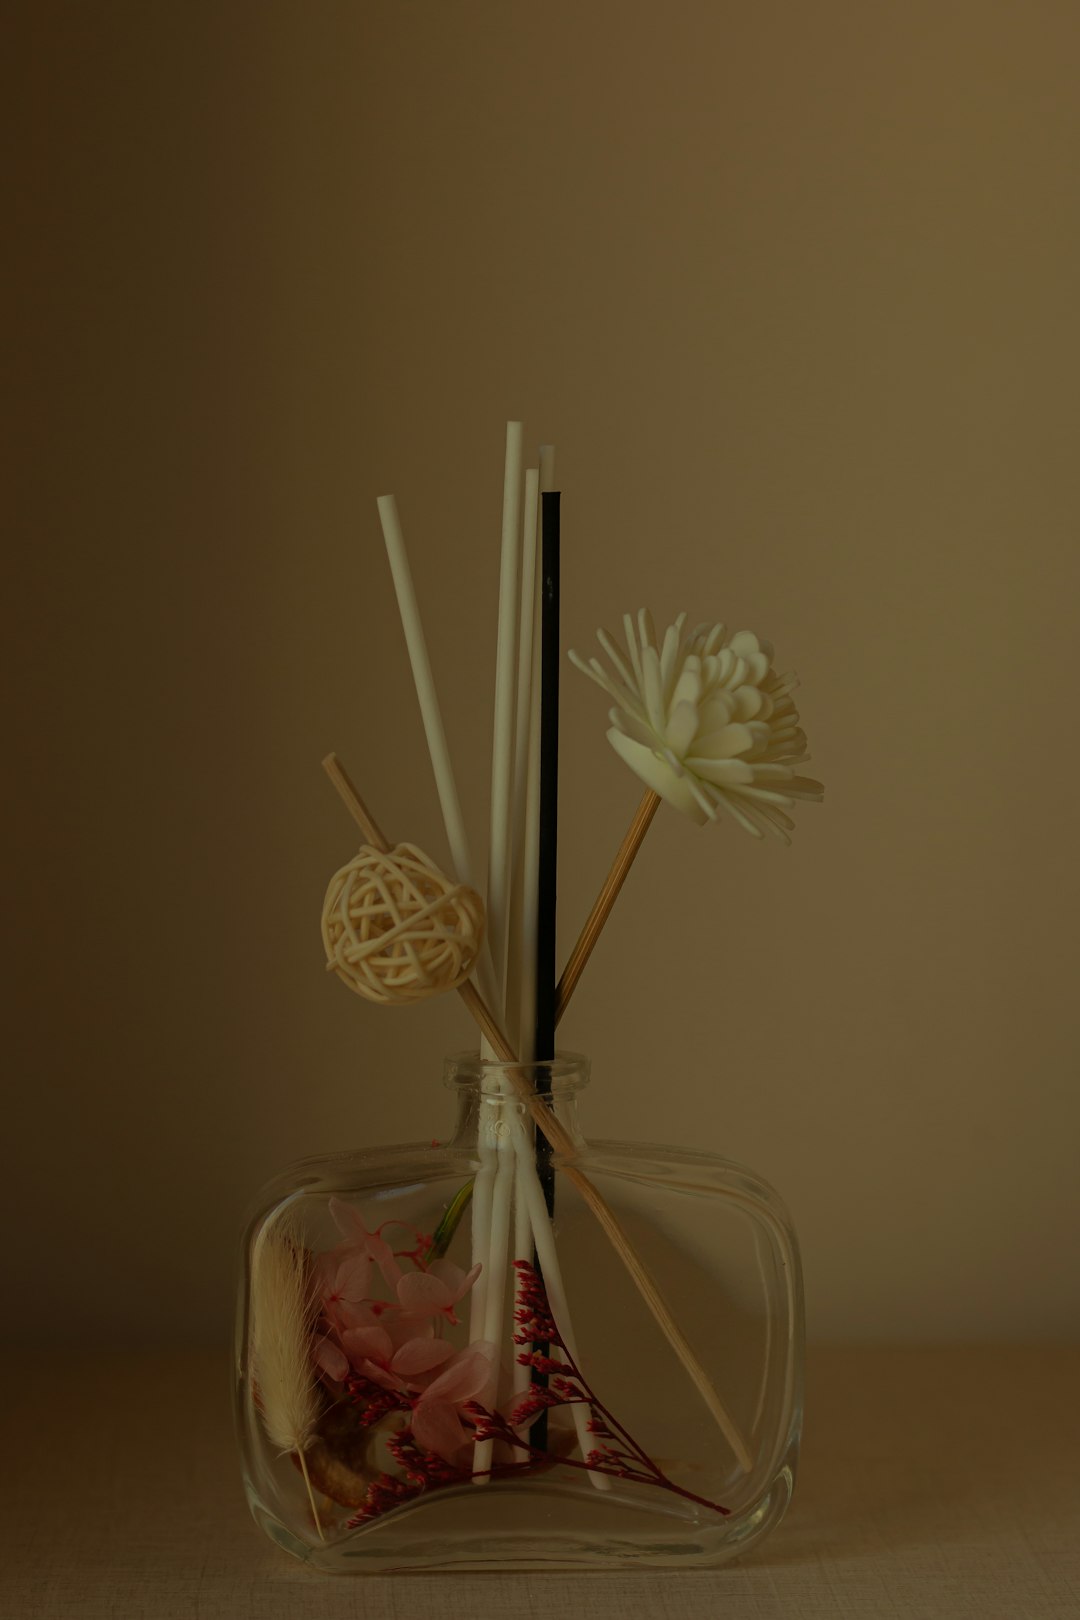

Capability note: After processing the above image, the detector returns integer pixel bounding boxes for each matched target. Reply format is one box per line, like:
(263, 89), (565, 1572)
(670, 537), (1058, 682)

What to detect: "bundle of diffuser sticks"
(319, 419), (822, 1482)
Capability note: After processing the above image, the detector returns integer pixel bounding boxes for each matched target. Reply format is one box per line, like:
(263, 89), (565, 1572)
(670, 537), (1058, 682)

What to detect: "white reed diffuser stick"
(506, 467), (541, 1419)
(486, 421), (523, 1013)
(510, 1124), (607, 1483)
(516, 445), (555, 1051)
(471, 424), (523, 1473)
(376, 493), (500, 1013)
(505, 466), (540, 1055)
(376, 492), (500, 1348)
(377, 495), (472, 882)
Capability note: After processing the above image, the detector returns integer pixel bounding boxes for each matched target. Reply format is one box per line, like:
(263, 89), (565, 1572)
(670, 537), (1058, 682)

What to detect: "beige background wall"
(6, 1), (1079, 1347)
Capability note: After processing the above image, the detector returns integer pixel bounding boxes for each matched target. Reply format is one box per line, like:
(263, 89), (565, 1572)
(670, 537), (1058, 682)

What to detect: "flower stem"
(296, 1446), (326, 1542)
(554, 789), (660, 1022)
(431, 1178), (474, 1260)
(473, 1418), (730, 1518)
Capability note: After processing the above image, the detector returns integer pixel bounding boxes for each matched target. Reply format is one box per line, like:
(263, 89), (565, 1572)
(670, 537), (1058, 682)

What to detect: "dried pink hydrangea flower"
(312, 1197), (493, 1464)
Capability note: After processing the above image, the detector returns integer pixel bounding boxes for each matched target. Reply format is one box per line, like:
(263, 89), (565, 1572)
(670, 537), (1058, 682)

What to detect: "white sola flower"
(569, 610), (823, 841)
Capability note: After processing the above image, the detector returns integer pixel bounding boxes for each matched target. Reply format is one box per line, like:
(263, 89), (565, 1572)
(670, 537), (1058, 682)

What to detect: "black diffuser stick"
(530, 490), (560, 1450)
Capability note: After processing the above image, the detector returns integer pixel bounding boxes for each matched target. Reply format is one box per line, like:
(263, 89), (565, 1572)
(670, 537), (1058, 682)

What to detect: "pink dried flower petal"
(420, 1342), (496, 1405)
(332, 1297), (377, 1331)
(313, 1336), (349, 1381)
(357, 1356), (407, 1393)
(333, 1254), (373, 1302)
(391, 1337), (456, 1378)
(428, 1258), (482, 1299)
(327, 1197), (403, 1289)
(362, 1227), (404, 1290)
(340, 1324), (393, 1366)
(411, 1398), (469, 1461)
(328, 1196), (367, 1241)
(395, 1271), (454, 1313)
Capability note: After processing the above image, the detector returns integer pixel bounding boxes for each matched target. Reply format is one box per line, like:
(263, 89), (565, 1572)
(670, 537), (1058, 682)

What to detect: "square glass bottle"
(235, 1053), (803, 1572)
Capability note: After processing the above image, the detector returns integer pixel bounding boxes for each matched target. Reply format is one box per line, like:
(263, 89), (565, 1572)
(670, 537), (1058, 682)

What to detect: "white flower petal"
(664, 700), (699, 758)
(568, 648), (619, 700)
(686, 756), (754, 786)
(690, 722), (756, 760)
(659, 613), (688, 697)
(729, 783), (796, 807)
(687, 776), (720, 819)
(746, 762), (795, 780)
(695, 695), (734, 734)
(607, 730), (710, 825)
(638, 606), (659, 654)
(622, 613), (644, 688)
(728, 629), (761, 658)
(713, 790), (766, 838)
(610, 707), (660, 751)
(641, 644), (667, 734)
(596, 628), (637, 691)
(731, 686), (765, 721)
(669, 660), (703, 716)
(698, 623), (727, 656)
(784, 775), (825, 800)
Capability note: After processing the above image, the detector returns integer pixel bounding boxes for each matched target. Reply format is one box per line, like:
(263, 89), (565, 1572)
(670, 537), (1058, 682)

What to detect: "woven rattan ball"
(322, 842), (485, 1005)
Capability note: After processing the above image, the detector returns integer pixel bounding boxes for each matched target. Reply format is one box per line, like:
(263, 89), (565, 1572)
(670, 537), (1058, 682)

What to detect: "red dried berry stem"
(468, 1406), (731, 1519)
(510, 1259), (707, 1494)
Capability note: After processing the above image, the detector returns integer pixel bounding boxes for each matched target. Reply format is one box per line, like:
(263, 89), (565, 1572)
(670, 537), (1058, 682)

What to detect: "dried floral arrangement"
(245, 424), (822, 1547)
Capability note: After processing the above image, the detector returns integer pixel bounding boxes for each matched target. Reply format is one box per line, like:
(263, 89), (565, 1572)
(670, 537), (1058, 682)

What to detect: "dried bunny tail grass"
(251, 1220), (325, 1541)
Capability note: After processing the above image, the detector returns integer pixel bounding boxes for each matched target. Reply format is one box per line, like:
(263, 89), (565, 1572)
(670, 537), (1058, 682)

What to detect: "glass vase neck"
(443, 1050), (590, 1150)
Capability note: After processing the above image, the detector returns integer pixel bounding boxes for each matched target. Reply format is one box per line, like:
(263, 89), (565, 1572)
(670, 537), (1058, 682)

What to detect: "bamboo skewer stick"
(554, 788), (662, 1025)
(321, 755), (754, 1473)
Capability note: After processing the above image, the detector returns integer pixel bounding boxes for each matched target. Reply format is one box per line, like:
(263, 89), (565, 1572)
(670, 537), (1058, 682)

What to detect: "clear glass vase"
(234, 1053), (803, 1573)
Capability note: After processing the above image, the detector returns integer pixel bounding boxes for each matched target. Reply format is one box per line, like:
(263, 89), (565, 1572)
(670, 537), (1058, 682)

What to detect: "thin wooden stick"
(295, 1449), (325, 1543)
(322, 754), (388, 848)
(322, 756), (753, 1474)
(554, 788), (662, 1025)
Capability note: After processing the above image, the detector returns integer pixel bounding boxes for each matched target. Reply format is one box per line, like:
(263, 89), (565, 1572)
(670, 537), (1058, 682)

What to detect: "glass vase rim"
(442, 1048), (591, 1093)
